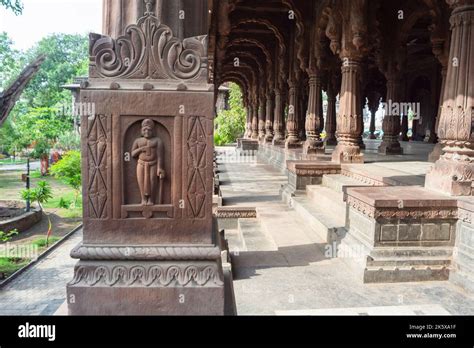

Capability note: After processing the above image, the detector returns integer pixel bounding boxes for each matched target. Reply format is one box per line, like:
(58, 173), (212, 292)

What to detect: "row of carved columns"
(210, 0), (473, 195)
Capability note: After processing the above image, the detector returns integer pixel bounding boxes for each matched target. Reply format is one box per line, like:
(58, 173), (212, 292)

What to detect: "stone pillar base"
(343, 186), (457, 283)
(428, 143), (443, 163)
(238, 139), (259, 152)
(331, 145), (364, 164)
(272, 137), (285, 146)
(378, 141), (403, 155)
(303, 139), (325, 155)
(67, 254), (226, 315)
(285, 138), (302, 149)
(286, 161), (341, 193)
(425, 158), (474, 196)
(325, 137), (337, 146)
(263, 134), (274, 144)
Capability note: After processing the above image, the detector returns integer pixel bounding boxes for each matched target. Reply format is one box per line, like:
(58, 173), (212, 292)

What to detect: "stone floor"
(0, 230), (81, 315)
(216, 144), (474, 315)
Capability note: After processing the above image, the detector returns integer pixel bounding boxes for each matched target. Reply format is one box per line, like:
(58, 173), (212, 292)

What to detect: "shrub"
(50, 150), (81, 205)
(214, 83), (246, 145)
(58, 197), (71, 209)
(0, 229), (19, 243)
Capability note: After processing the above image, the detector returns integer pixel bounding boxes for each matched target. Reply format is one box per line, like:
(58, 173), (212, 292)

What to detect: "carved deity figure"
(132, 119), (165, 205)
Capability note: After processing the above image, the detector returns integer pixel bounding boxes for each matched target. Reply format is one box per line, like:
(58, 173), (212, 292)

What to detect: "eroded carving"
(132, 119), (166, 206)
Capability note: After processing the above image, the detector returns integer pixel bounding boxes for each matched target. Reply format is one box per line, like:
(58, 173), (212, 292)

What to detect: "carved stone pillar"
(285, 80), (300, 148)
(299, 91), (307, 141)
(332, 59), (364, 163)
(358, 95), (366, 149)
(367, 91), (379, 139)
(258, 94), (266, 141)
(264, 92), (274, 143)
(251, 100), (259, 140)
(245, 106), (252, 138)
(319, 88), (325, 134)
(378, 74), (403, 155)
(428, 66), (449, 161)
(325, 82), (337, 146)
(68, 4), (227, 315)
(272, 89), (285, 145)
(102, 0), (208, 39)
(425, 1), (474, 196)
(303, 73), (324, 154)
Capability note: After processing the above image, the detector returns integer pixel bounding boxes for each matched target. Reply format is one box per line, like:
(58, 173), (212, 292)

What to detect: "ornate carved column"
(378, 69), (403, 155)
(425, 0), (474, 195)
(102, 0), (208, 38)
(285, 80), (300, 148)
(272, 89), (285, 145)
(325, 77), (338, 146)
(258, 93), (266, 141)
(331, 58), (364, 163)
(319, 88), (325, 134)
(245, 105), (252, 138)
(367, 91), (379, 139)
(428, 66), (448, 161)
(303, 72), (324, 154)
(358, 95), (366, 149)
(264, 92), (274, 143)
(68, 1), (228, 315)
(251, 98), (259, 140)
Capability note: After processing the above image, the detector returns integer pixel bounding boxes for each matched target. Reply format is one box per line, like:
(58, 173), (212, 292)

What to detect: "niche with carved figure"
(121, 117), (173, 219)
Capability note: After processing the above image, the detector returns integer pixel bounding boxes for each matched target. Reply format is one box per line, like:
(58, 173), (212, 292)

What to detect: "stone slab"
(346, 186), (458, 209)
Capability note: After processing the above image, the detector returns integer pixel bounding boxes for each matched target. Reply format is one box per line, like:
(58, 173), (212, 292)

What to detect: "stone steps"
(322, 173), (373, 193)
(289, 195), (346, 244)
(306, 185), (346, 222)
(224, 229), (246, 253)
(237, 219), (278, 252)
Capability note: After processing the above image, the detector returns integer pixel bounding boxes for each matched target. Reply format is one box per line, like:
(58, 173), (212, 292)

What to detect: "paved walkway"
(0, 230), (81, 315)
(0, 161), (40, 171)
(216, 146), (474, 315)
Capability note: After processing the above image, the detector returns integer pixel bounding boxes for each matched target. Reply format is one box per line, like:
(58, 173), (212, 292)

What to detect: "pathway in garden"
(0, 229), (81, 315)
(0, 160), (40, 171)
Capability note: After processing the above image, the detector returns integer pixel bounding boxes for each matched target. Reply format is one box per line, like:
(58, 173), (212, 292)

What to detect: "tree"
(50, 150), (81, 206)
(0, 33), (88, 158)
(21, 181), (54, 246)
(214, 83), (246, 145)
(0, 0), (23, 15)
(0, 32), (23, 90)
(22, 34), (88, 108)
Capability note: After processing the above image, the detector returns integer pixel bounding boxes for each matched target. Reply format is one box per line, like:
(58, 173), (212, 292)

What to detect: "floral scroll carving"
(89, 8), (208, 81)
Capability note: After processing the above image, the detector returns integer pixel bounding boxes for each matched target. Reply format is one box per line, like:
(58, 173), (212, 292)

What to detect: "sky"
(0, 0), (102, 50)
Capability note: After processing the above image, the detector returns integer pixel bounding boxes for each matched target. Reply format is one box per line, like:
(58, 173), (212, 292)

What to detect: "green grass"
(0, 170), (83, 218)
(0, 257), (30, 279)
(31, 236), (61, 248)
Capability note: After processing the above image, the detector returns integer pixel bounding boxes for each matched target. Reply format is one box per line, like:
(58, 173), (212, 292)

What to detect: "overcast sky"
(0, 0), (102, 50)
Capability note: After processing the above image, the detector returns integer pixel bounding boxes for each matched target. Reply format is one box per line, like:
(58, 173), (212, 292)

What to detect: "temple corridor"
(215, 144), (474, 315)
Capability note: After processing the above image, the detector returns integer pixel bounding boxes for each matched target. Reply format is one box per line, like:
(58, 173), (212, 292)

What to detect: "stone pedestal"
(342, 186), (457, 283)
(286, 161), (340, 193)
(67, 9), (229, 315)
(452, 199), (474, 292)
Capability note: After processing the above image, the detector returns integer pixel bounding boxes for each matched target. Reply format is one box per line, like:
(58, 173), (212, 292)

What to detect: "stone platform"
(343, 186), (457, 283)
(221, 139), (474, 291)
(215, 146), (474, 315)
